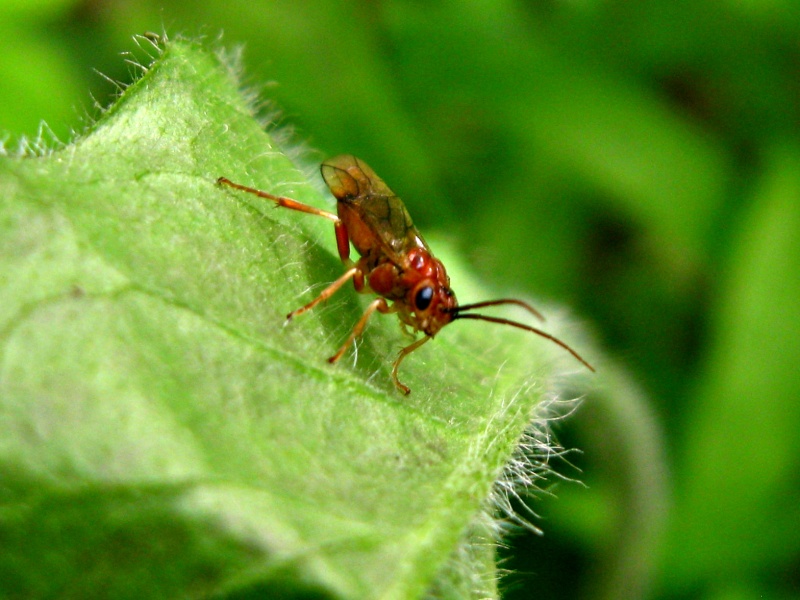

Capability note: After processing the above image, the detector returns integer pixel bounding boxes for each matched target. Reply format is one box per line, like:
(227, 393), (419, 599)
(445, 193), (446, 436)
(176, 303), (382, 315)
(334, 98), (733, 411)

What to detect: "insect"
(218, 155), (594, 394)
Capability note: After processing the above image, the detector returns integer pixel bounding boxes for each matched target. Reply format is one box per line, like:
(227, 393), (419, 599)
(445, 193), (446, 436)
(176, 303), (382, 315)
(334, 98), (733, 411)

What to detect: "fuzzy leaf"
(0, 38), (593, 599)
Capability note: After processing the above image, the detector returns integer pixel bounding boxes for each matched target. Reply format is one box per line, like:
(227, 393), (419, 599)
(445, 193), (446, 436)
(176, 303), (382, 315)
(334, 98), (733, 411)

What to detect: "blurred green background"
(2, 0), (798, 598)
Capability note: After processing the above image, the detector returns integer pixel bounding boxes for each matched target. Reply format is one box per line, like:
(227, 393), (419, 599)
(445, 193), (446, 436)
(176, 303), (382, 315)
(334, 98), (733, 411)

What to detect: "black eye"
(415, 286), (434, 311)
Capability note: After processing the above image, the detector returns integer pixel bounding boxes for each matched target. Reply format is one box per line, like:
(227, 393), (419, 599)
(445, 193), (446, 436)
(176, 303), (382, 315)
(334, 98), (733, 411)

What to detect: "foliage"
(0, 38), (606, 598)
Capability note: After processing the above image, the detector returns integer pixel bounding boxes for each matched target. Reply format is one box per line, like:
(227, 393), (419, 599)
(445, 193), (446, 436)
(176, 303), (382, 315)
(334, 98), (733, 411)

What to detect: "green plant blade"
(662, 144), (800, 592)
(0, 38), (593, 598)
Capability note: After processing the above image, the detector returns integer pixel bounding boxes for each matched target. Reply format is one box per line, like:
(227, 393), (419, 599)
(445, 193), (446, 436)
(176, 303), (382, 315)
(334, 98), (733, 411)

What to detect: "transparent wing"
(321, 155), (426, 259)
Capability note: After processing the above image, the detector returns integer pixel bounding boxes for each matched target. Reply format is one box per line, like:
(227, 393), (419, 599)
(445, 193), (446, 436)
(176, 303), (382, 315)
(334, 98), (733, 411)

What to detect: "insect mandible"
(217, 155), (594, 394)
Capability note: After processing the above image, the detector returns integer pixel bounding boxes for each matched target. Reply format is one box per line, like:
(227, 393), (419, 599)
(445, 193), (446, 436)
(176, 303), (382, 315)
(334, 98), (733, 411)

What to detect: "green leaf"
(0, 37), (594, 598)
(662, 143), (800, 591)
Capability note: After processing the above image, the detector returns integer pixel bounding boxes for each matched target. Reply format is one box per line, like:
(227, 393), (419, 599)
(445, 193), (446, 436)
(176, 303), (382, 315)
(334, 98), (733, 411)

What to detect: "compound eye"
(414, 285), (434, 312)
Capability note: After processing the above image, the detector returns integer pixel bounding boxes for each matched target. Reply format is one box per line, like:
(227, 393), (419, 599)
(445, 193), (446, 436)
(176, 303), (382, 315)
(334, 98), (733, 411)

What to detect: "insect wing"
(321, 154), (389, 201)
(322, 155), (426, 258)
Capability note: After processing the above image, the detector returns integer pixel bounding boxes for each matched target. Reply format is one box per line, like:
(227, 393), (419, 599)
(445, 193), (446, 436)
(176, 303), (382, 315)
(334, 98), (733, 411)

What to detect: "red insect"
(218, 155), (594, 394)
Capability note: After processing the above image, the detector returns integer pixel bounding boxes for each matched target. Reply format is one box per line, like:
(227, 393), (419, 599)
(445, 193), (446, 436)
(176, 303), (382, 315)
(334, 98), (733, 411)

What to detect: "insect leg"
(287, 266), (360, 320)
(217, 177), (340, 222)
(391, 336), (430, 395)
(218, 177), (351, 262)
(328, 297), (394, 364)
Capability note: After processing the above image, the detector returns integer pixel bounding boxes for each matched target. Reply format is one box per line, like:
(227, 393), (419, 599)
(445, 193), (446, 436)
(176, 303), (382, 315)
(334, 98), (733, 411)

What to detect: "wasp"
(218, 155), (593, 394)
